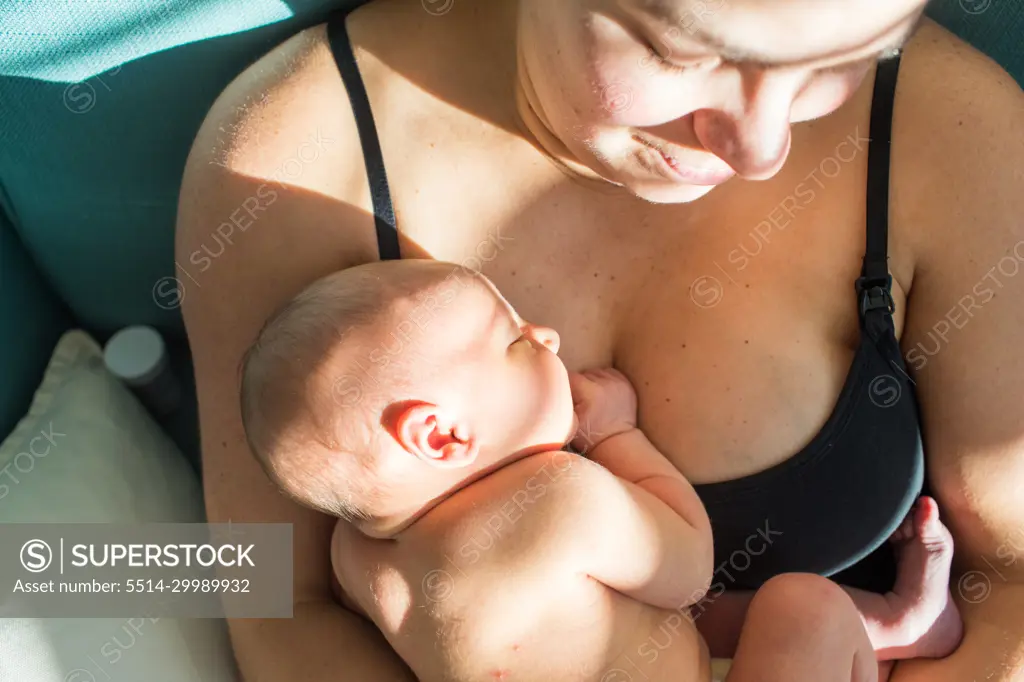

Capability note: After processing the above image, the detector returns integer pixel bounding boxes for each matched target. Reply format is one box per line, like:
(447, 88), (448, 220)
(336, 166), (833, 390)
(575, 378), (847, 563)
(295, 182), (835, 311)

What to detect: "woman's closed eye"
(642, 40), (719, 74)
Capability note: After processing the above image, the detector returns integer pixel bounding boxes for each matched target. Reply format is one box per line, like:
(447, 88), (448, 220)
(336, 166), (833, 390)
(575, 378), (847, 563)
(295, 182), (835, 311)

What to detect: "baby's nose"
(526, 325), (560, 353)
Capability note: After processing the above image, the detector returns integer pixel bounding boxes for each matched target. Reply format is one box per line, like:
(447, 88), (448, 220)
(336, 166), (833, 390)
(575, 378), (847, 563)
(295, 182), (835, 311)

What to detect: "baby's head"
(240, 260), (576, 537)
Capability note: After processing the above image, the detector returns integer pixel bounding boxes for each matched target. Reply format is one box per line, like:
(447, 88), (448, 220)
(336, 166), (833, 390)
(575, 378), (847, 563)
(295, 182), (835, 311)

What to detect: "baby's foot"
(887, 496), (963, 659)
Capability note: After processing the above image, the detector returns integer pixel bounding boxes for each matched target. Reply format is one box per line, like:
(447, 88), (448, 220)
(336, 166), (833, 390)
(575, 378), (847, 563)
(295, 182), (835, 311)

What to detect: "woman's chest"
(540, 198), (870, 481)
(390, 124), (895, 485)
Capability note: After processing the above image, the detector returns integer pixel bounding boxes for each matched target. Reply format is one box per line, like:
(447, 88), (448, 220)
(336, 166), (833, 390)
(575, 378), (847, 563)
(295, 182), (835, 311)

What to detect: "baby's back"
(333, 451), (711, 682)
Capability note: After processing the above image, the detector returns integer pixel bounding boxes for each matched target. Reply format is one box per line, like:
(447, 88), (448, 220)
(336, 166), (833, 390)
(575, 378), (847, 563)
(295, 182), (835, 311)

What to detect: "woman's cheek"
(595, 78), (639, 120)
(593, 58), (710, 128)
(791, 64), (872, 122)
(588, 41), (667, 120)
(591, 71), (685, 129)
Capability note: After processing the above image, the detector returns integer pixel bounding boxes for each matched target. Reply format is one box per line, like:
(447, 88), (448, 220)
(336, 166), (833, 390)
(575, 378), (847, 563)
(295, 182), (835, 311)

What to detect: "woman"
(176, 0), (1024, 679)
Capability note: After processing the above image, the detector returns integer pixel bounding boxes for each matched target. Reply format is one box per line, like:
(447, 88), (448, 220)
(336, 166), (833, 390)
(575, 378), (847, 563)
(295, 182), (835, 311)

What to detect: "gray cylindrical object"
(103, 325), (182, 415)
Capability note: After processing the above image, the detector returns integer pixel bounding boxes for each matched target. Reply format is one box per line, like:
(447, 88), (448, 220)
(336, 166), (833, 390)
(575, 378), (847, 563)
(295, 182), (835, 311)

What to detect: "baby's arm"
(569, 369), (714, 610)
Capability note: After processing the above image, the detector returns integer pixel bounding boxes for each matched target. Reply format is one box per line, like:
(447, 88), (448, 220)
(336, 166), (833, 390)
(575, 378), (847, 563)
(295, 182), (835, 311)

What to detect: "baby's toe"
(913, 497), (954, 553)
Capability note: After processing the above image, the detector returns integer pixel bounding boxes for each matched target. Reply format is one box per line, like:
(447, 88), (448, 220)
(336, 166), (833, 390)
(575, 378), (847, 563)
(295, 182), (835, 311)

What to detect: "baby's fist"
(569, 368), (638, 454)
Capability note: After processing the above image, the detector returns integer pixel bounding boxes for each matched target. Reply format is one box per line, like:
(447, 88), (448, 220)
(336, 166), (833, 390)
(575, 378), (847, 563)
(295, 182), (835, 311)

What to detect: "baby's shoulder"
(414, 451), (613, 550)
(487, 450), (610, 507)
(473, 452), (617, 532)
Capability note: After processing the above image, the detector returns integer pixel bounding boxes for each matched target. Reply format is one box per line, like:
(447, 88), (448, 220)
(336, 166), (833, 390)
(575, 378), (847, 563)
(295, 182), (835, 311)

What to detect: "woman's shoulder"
(186, 0), (499, 178)
(175, 19), (385, 371)
(891, 19), (1023, 271)
(183, 23), (361, 196)
(894, 19), (1020, 167)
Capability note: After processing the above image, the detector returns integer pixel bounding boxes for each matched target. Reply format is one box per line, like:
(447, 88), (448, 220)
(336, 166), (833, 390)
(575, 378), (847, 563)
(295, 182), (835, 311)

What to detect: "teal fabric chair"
(1, 0), (1022, 469)
(1, 0), (362, 464)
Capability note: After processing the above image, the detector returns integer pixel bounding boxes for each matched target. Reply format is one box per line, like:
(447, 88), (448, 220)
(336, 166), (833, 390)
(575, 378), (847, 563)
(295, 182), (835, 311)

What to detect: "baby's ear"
(394, 402), (478, 469)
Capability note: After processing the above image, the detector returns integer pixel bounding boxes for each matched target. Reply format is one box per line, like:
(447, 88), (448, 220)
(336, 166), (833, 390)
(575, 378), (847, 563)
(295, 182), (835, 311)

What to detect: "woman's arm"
(176, 27), (414, 682)
(891, 22), (1024, 682)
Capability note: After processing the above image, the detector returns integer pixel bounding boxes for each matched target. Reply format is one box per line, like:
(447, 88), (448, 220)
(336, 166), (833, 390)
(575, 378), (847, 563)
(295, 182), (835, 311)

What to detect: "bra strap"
(327, 12), (401, 261)
(857, 54), (902, 335)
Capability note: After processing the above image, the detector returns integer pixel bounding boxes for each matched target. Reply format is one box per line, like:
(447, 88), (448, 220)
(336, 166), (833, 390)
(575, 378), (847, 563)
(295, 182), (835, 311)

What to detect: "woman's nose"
(525, 324), (560, 353)
(694, 67), (801, 180)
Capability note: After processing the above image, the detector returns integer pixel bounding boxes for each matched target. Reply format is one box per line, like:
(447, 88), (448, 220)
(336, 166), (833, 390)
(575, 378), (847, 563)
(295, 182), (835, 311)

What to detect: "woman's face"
(518, 0), (927, 203)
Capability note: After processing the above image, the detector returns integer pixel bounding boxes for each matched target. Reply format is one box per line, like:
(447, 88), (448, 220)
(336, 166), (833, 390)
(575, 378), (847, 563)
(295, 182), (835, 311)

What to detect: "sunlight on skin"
(517, 0), (927, 203)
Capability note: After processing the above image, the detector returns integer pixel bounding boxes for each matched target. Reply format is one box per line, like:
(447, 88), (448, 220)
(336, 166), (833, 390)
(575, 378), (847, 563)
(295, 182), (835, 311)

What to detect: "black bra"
(328, 11), (924, 594)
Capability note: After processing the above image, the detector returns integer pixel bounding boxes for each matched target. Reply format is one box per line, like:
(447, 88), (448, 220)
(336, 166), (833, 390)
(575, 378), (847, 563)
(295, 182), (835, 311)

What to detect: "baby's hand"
(569, 368), (638, 455)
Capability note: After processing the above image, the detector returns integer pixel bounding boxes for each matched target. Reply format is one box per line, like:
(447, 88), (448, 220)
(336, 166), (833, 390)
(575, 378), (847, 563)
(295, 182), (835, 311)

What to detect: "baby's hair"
(239, 259), (469, 522)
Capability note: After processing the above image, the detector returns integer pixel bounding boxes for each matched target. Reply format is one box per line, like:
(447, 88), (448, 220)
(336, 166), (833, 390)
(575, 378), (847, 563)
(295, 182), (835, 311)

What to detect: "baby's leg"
(726, 574), (877, 682)
(843, 497), (963, 662)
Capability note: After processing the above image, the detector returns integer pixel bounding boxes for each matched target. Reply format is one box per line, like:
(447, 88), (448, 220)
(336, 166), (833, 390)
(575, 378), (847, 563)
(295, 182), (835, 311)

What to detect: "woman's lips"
(635, 135), (735, 186)
(658, 149), (736, 186)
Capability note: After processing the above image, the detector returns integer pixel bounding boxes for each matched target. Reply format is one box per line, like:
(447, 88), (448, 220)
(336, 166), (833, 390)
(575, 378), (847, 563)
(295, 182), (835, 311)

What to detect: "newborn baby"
(240, 259), (962, 682)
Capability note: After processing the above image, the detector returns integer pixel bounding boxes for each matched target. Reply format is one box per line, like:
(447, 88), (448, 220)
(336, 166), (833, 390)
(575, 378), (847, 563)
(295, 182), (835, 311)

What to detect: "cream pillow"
(0, 331), (237, 682)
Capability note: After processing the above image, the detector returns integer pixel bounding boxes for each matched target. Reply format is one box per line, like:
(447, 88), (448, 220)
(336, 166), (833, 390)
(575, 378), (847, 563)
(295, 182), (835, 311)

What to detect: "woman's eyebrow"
(646, 2), (924, 67)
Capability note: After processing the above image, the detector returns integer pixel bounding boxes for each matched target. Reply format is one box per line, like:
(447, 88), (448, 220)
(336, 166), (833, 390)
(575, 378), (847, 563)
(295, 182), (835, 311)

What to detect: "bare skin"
(176, 0), (1024, 680)
(849, 497), (964, 668)
(330, 446), (713, 682)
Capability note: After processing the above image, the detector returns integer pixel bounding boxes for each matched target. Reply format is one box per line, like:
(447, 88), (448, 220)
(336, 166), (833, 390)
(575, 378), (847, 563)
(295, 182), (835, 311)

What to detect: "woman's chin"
(624, 177), (722, 204)
(581, 142), (730, 204)
(591, 155), (725, 204)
